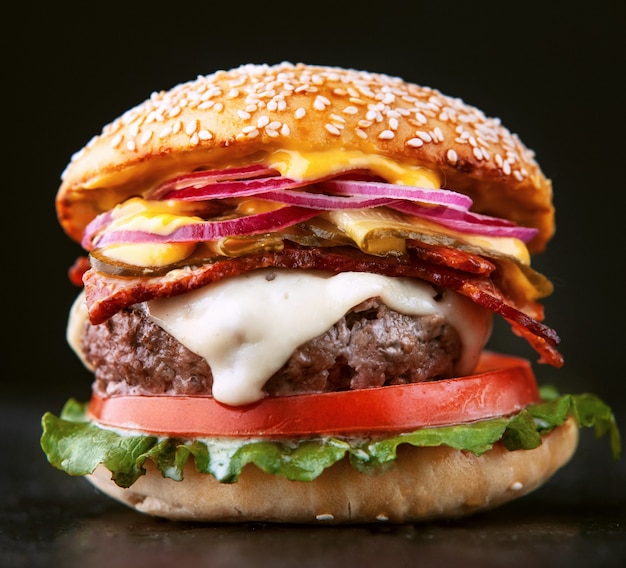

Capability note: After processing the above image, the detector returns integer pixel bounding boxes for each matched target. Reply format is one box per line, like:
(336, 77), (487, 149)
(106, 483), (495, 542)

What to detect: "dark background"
(4, 1), (625, 566)
(10, 0), (625, 420)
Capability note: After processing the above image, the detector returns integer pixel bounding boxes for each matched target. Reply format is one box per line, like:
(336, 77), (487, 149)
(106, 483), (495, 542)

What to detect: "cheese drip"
(145, 269), (493, 406)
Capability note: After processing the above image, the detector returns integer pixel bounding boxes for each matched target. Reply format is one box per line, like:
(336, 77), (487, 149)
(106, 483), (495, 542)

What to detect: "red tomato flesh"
(87, 351), (540, 438)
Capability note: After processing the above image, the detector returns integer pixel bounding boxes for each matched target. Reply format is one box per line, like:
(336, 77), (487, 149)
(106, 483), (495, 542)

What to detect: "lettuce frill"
(40, 387), (620, 489)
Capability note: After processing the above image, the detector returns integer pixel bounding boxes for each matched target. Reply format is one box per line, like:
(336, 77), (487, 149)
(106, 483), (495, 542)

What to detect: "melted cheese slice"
(144, 269), (492, 406)
(268, 149), (442, 187)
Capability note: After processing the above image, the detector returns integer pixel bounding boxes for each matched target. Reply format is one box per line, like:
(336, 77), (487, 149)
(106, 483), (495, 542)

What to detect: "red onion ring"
(149, 165), (277, 199)
(91, 206), (320, 247)
(390, 202), (538, 242)
(158, 175), (314, 201)
(318, 179), (473, 210)
(256, 189), (397, 210)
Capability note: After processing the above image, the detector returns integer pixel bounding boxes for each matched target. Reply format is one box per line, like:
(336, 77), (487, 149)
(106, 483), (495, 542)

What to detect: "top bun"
(57, 62), (554, 252)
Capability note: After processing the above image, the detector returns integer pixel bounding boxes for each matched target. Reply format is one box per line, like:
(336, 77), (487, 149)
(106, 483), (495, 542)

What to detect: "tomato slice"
(87, 352), (540, 438)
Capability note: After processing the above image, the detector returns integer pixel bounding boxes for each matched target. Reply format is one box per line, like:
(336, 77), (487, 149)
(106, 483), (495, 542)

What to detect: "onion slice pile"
(84, 166), (539, 250)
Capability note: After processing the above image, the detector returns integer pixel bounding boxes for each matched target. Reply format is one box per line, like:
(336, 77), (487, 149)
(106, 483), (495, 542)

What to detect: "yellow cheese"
(98, 197), (203, 266)
(268, 148), (442, 187)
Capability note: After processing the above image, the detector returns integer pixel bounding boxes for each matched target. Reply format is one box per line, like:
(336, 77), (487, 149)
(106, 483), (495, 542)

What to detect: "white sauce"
(145, 269), (492, 406)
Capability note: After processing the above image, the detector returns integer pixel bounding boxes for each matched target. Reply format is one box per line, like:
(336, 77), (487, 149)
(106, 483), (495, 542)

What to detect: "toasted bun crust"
(86, 417), (577, 523)
(57, 62), (554, 252)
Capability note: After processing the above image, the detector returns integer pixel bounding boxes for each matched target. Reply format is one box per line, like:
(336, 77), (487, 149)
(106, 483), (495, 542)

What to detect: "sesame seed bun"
(85, 417), (578, 523)
(57, 62), (554, 252)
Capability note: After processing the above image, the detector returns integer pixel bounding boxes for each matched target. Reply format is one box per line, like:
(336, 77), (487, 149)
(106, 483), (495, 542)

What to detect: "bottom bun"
(86, 418), (578, 524)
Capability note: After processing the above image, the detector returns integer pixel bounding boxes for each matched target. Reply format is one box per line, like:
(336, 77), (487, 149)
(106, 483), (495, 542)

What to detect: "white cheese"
(146, 269), (492, 406)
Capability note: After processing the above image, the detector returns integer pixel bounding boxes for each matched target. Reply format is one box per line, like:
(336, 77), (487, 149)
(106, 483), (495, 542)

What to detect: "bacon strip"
(81, 244), (562, 367)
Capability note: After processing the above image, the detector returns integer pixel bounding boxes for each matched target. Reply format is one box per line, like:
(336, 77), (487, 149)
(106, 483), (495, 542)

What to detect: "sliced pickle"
(89, 248), (198, 277)
(216, 234), (285, 256)
(280, 218), (354, 247)
(324, 209), (413, 255)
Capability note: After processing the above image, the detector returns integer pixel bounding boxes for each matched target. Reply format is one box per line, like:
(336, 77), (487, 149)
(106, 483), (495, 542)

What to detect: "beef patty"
(82, 298), (462, 398)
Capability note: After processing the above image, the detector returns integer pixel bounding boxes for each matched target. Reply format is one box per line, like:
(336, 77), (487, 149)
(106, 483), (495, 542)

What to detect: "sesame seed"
(510, 481), (523, 491)
(446, 148), (458, 165)
(111, 134), (123, 149)
(140, 130), (153, 145)
(378, 130), (395, 140)
(185, 119), (198, 136)
(126, 139), (136, 151)
(355, 128), (368, 139)
(267, 121), (282, 130)
(406, 138), (424, 148)
(349, 97), (366, 105)
(280, 123), (290, 136)
(415, 131), (433, 142)
(343, 105), (359, 114)
(314, 95), (330, 110)
(325, 123), (342, 136)
(295, 107), (306, 119)
(198, 129), (213, 140)
(315, 513), (335, 521)
(257, 115), (270, 128)
(237, 110), (251, 120)
(473, 147), (484, 160)
(159, 126), (172, 138)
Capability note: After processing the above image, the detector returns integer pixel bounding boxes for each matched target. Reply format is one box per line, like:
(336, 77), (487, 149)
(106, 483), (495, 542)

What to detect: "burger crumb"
(376, 514), (390, 521)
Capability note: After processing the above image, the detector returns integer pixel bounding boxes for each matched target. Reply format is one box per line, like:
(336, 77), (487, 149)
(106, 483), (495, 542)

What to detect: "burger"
(41, 62), (619, 523)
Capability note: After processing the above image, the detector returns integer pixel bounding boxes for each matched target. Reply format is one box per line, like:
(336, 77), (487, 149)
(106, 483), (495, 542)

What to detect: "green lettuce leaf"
(40, 391), (621, 489)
